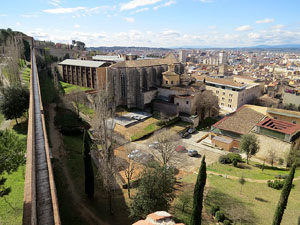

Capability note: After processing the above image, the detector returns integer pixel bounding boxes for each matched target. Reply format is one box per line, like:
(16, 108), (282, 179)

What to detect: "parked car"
(188, 128), (196, 134)
(128, 150), (154, 164)
(181, 131), (190, 138)
(148, 141), (159, 149)
(175, 145), (187, 153)
(188, 150), (199, 157)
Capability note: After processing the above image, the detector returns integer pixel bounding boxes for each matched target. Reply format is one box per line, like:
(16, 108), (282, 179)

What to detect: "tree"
(68, 88), (84, 119)
(268, 149), (277, 168)
(195, 90), (219, 121)
(239, 176), (246, 194)
(93, 90), (116, 214)
(285, 148), (300, 167)
(178, 191), (192, 212)
(151, 130), (181, 167)
(83, 130), (94, 199)
(0, 130), (26, 198)
(124, 146), (137, 199)
(190, 156), (207, 225)
(129, 163), (176, 220)
(0, 84), (29, 124)
(240, 134), (259, 164)
(272, 164), (296, 225)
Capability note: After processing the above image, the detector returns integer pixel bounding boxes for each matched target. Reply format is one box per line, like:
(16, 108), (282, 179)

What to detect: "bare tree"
(68, 88), (84, 119)
(195, 90), (219, 121)
(123, 145), (137, 199)
(93, 90), (116, 215)
(151, 130), (181, 167)
(268, 149), (277, 168)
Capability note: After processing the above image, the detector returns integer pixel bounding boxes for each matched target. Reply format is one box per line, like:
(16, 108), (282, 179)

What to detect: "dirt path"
(48, 104), (108, 225)
(0, 119), (11, 130)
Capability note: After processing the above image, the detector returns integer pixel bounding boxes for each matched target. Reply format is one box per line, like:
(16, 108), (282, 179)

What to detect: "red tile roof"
(257, 117), (300, 135)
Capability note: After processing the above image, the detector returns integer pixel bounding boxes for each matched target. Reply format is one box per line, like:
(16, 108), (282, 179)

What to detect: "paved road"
(0, 119), (11, 130)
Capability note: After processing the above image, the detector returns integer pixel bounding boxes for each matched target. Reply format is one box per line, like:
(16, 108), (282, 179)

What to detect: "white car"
(148, 141), (159, 149)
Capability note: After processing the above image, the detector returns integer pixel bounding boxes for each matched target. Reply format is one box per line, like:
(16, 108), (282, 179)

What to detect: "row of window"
(216, 90), (233, 97)
(220, 103), (232, 108)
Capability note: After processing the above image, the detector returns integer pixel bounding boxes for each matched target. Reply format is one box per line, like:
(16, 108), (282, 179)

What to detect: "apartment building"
(193, 75), (261, 112)
(58, 59), (110, 89)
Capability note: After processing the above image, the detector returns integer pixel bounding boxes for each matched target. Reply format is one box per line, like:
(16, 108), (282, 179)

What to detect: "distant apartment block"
(58, 59), (110, 89)
(194, 75), (262, 112)
(179, 50), (187, 63)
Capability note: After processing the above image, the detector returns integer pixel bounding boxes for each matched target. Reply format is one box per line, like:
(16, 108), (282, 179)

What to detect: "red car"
(176, 145), (187, 153)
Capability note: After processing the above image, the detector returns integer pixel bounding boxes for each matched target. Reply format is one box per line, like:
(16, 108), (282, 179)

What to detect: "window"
(274, 116), (277, 119)
(228, 104), (232, 108)
(166, 80), (168, 84)
(293, 121), (297, 124)
(171, 81), (174, 84)
(229, 99), (232, 102)
(221, 103), (224, 106)
(223, 92), (225, 95)
(229, 94), (233, 97)
(186, 101), (189, 104)
(176, 103), (179, 106)
(121, 73), (126, 97)
(222, 97), (225, 101)
(216, 90), (219, 94)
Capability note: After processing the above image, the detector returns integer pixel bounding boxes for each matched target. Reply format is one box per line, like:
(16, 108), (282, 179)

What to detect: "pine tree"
(272, 164), (296, 225)
(83, 130), (94, 198)
(190, 156), (207, 225)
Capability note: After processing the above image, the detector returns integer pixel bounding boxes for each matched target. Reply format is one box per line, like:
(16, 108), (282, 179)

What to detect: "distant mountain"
(87, 46), (173, 52)
(244, 44), (300, 49)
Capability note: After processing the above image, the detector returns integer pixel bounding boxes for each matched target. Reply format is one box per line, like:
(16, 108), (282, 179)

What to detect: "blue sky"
(1, 0), (300, 47)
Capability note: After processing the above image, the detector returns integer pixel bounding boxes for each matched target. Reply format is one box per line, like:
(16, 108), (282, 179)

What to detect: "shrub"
(219, 155), (231, 164)
(227, 153), (243, 162)
(267, 180), (285, 190)
(275, 174), (288, 179)
(210, 204), (220, 216)
(278, 158), (284, 165)
(232, 159), (238, 167)
(223, 219), (231, 225)
(215, 211), (225, 222)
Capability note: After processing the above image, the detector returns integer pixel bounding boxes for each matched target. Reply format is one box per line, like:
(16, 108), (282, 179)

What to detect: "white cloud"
(162, 30), (180, 37)
(74, 24), (80, 28)
(0, 14), (7, 17)
(256, 18), (274, 24)
(134, 7), (149, 13)
(153, 0), (176, 10)
(235, 25), (252, 31)
(208, 25), (216, 29)
(43, 7), (86, 14)
(272, 24), (284, 29)
(197, 0), (213, 3)
(16, 22), (21, 26)
(123, 17), (135, 23)
(120, 0), (162, 11)
(48, 0), (61, 6)
(21, 14), (39, 18)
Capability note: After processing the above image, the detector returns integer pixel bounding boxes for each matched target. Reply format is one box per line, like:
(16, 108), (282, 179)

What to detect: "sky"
(1, 0), (300, 48)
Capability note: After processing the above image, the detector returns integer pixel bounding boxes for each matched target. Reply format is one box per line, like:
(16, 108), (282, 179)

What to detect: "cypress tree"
(190, 156), (207, 225)
(83, 130), (94, 198)
(272, 164), (296, 225)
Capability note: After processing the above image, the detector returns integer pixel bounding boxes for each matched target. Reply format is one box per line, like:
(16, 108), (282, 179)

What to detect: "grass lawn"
(207, 161), (300, 180)
(0, 165), (25, 225)
(206, 174), (300, 225)
(131, 122), (162, 141)
(53, 134), (131, 225)
(77, 103), (95, 117)
(22, 67), (31, 87)
(59, 81), (92, 94)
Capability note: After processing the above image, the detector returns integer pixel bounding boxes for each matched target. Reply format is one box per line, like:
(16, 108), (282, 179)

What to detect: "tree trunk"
(128, 178), (131, 199)
(15, 118), (18, 125)
(246, 155), (249, 164)
(108, 191), (114, 215)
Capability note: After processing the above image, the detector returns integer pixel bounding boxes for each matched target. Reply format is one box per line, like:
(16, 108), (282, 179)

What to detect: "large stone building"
(106, 53), (184, 109)
(58, 59), (111, 89)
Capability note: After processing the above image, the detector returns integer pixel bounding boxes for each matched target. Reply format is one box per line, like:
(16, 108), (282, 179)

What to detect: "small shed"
(212, 136), (233, 151)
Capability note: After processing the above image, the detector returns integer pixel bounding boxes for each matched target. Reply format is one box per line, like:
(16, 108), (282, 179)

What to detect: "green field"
(131, 122), (162, 141)
(207, 161), (300, 180)
(77, 103), (95, 117)
(22, 67), (31, 87)
(59, 81), (92, 94)
(0, 166), (25, 225)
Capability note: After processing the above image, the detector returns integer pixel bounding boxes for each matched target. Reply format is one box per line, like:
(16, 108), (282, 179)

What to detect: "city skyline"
(2, 0), (300, 47)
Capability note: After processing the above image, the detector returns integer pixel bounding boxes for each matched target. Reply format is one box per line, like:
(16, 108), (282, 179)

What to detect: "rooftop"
(267, 107), (300, 119)
(213, 105), (266, 135)
(59, 59), (108, 68)
(110, 53), (179, 68)
(193, 75), (246, 89)
(92, 55), (125, 62)
(257, 117), (300, 135)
